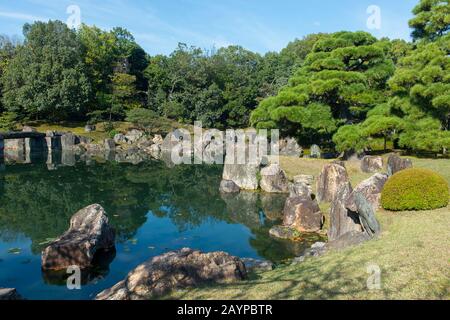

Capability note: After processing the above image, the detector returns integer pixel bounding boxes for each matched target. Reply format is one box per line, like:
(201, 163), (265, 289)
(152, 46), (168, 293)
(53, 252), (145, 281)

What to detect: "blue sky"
(0, 0), (418, 55)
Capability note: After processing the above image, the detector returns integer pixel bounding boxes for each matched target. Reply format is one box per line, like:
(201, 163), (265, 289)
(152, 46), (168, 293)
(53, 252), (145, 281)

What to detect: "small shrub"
(381, 168), (449, 211)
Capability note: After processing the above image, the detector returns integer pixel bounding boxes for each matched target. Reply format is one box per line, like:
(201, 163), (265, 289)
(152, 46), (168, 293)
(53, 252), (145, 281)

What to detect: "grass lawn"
(167, 155), (450, 300)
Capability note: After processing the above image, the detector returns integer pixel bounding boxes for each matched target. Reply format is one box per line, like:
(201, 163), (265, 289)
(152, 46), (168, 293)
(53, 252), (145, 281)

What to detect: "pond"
(0, 153), (319, 300)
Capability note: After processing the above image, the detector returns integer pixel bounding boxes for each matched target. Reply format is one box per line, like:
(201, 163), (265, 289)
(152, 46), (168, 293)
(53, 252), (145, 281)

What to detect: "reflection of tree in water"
(0, 159), (316, 262)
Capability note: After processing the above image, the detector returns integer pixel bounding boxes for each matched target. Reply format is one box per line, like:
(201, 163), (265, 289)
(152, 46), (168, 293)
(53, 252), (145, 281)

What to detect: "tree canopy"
(250, 31), (395, 144)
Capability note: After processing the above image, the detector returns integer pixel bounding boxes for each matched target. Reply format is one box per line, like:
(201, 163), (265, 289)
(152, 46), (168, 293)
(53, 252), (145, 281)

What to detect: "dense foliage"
(0, 0), (448, 154)
(251, 31), (395, 145)
(381, 168), (449, 211)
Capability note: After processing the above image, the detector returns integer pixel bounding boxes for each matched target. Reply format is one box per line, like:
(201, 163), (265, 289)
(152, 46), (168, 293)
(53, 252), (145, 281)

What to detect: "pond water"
(0, 154), (319, 300)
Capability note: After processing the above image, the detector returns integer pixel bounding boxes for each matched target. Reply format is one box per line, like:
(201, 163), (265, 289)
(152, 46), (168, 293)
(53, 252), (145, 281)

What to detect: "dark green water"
(0, 156), (316, 300)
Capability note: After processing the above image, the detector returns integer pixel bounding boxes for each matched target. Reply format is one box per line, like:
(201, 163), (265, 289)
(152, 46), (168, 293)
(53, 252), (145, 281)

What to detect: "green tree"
(251, 31), (395, 144)
(409, 0), (450, 41)
(1, 21), (91, 121)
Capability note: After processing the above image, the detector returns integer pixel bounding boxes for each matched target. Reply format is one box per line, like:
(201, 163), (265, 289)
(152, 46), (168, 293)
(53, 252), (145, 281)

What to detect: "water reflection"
(0, 152), (320, 297)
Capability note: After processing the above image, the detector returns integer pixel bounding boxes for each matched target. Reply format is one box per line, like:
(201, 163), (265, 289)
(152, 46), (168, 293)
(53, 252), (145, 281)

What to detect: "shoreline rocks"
(41, 204), (115, 271)
(96, 248), (247, 300)
(259, 164), (289, 193)
(282, 196), (323, 233)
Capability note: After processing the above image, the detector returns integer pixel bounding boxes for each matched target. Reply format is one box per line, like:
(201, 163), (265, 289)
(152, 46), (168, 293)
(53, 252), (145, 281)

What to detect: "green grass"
(165, 155), (450, 300)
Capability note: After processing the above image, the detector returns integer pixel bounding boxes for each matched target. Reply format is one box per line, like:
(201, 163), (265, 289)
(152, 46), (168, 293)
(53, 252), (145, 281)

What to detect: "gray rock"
(0, 288), (22, 300)
(387, 154), (412, 176)
(260, 164), (289, 193)
(346, 173), (388, 212)
(278, 137), (303, 157)
(84, 125), (96, 132)
(316, 163), (350, 203)
(219, 180), (241, 194)
(125, 129), (145, 144)
(282, 196), (323, 233)
(328, 182), (363, 241)
(114, 133), (127, 144)
(78, 136), (93, 145)
(95, 248), (246, 300)
(289, 175), (314, 198)
(223, 164), (259, 190)
(353, 192), (380, 237)
(22, 126), (37, 132)
(41, 204), (115, 271)
(61, 133), (77, 150)
(361, 156), (383, 173)
(310, 144), (321, 159)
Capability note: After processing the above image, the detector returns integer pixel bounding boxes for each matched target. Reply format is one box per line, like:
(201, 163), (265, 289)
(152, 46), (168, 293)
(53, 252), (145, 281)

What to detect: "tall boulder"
(360, 156), (383, 173)
(328, 182), (362, 241)
(41, 204), (115, 271)
(346, 173), (388, 212)
(96, 248), (246, 300)
(316, 163), (350, 203)
(260, 164), (289, 193)
(387, 154), (413, 176)
(310, 144), (321, 159)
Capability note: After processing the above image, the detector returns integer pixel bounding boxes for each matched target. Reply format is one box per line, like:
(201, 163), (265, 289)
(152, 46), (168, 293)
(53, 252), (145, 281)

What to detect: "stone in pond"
(259, 164), (289, 193)
(282, 196), (323, 233)
(41, 204), (115, 271)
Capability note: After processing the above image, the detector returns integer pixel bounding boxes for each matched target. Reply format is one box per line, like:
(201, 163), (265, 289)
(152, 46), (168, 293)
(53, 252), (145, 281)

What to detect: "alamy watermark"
(366, 5), (381, 30)
(366, 263), (381, 290)
(66, 5), (81, 29)
(167, 122), (280, 165)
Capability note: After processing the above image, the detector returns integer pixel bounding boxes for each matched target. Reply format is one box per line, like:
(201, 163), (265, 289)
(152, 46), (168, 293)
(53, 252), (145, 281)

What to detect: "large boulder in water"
(387, 154), (412, 176)
(259, 164), (289, 193)
(346, 173), (388, 212)
(41, 204), (115, 271)
(95, 248), (247, 300)
(328, 182), (362, 241)
(282, 196), (323, 233)
(360, 156), (383, 173)
(316, 163), (349, 203)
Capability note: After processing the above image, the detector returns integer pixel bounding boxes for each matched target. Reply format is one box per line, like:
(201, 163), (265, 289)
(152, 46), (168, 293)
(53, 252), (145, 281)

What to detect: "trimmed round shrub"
(381, 168), (449, 211)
